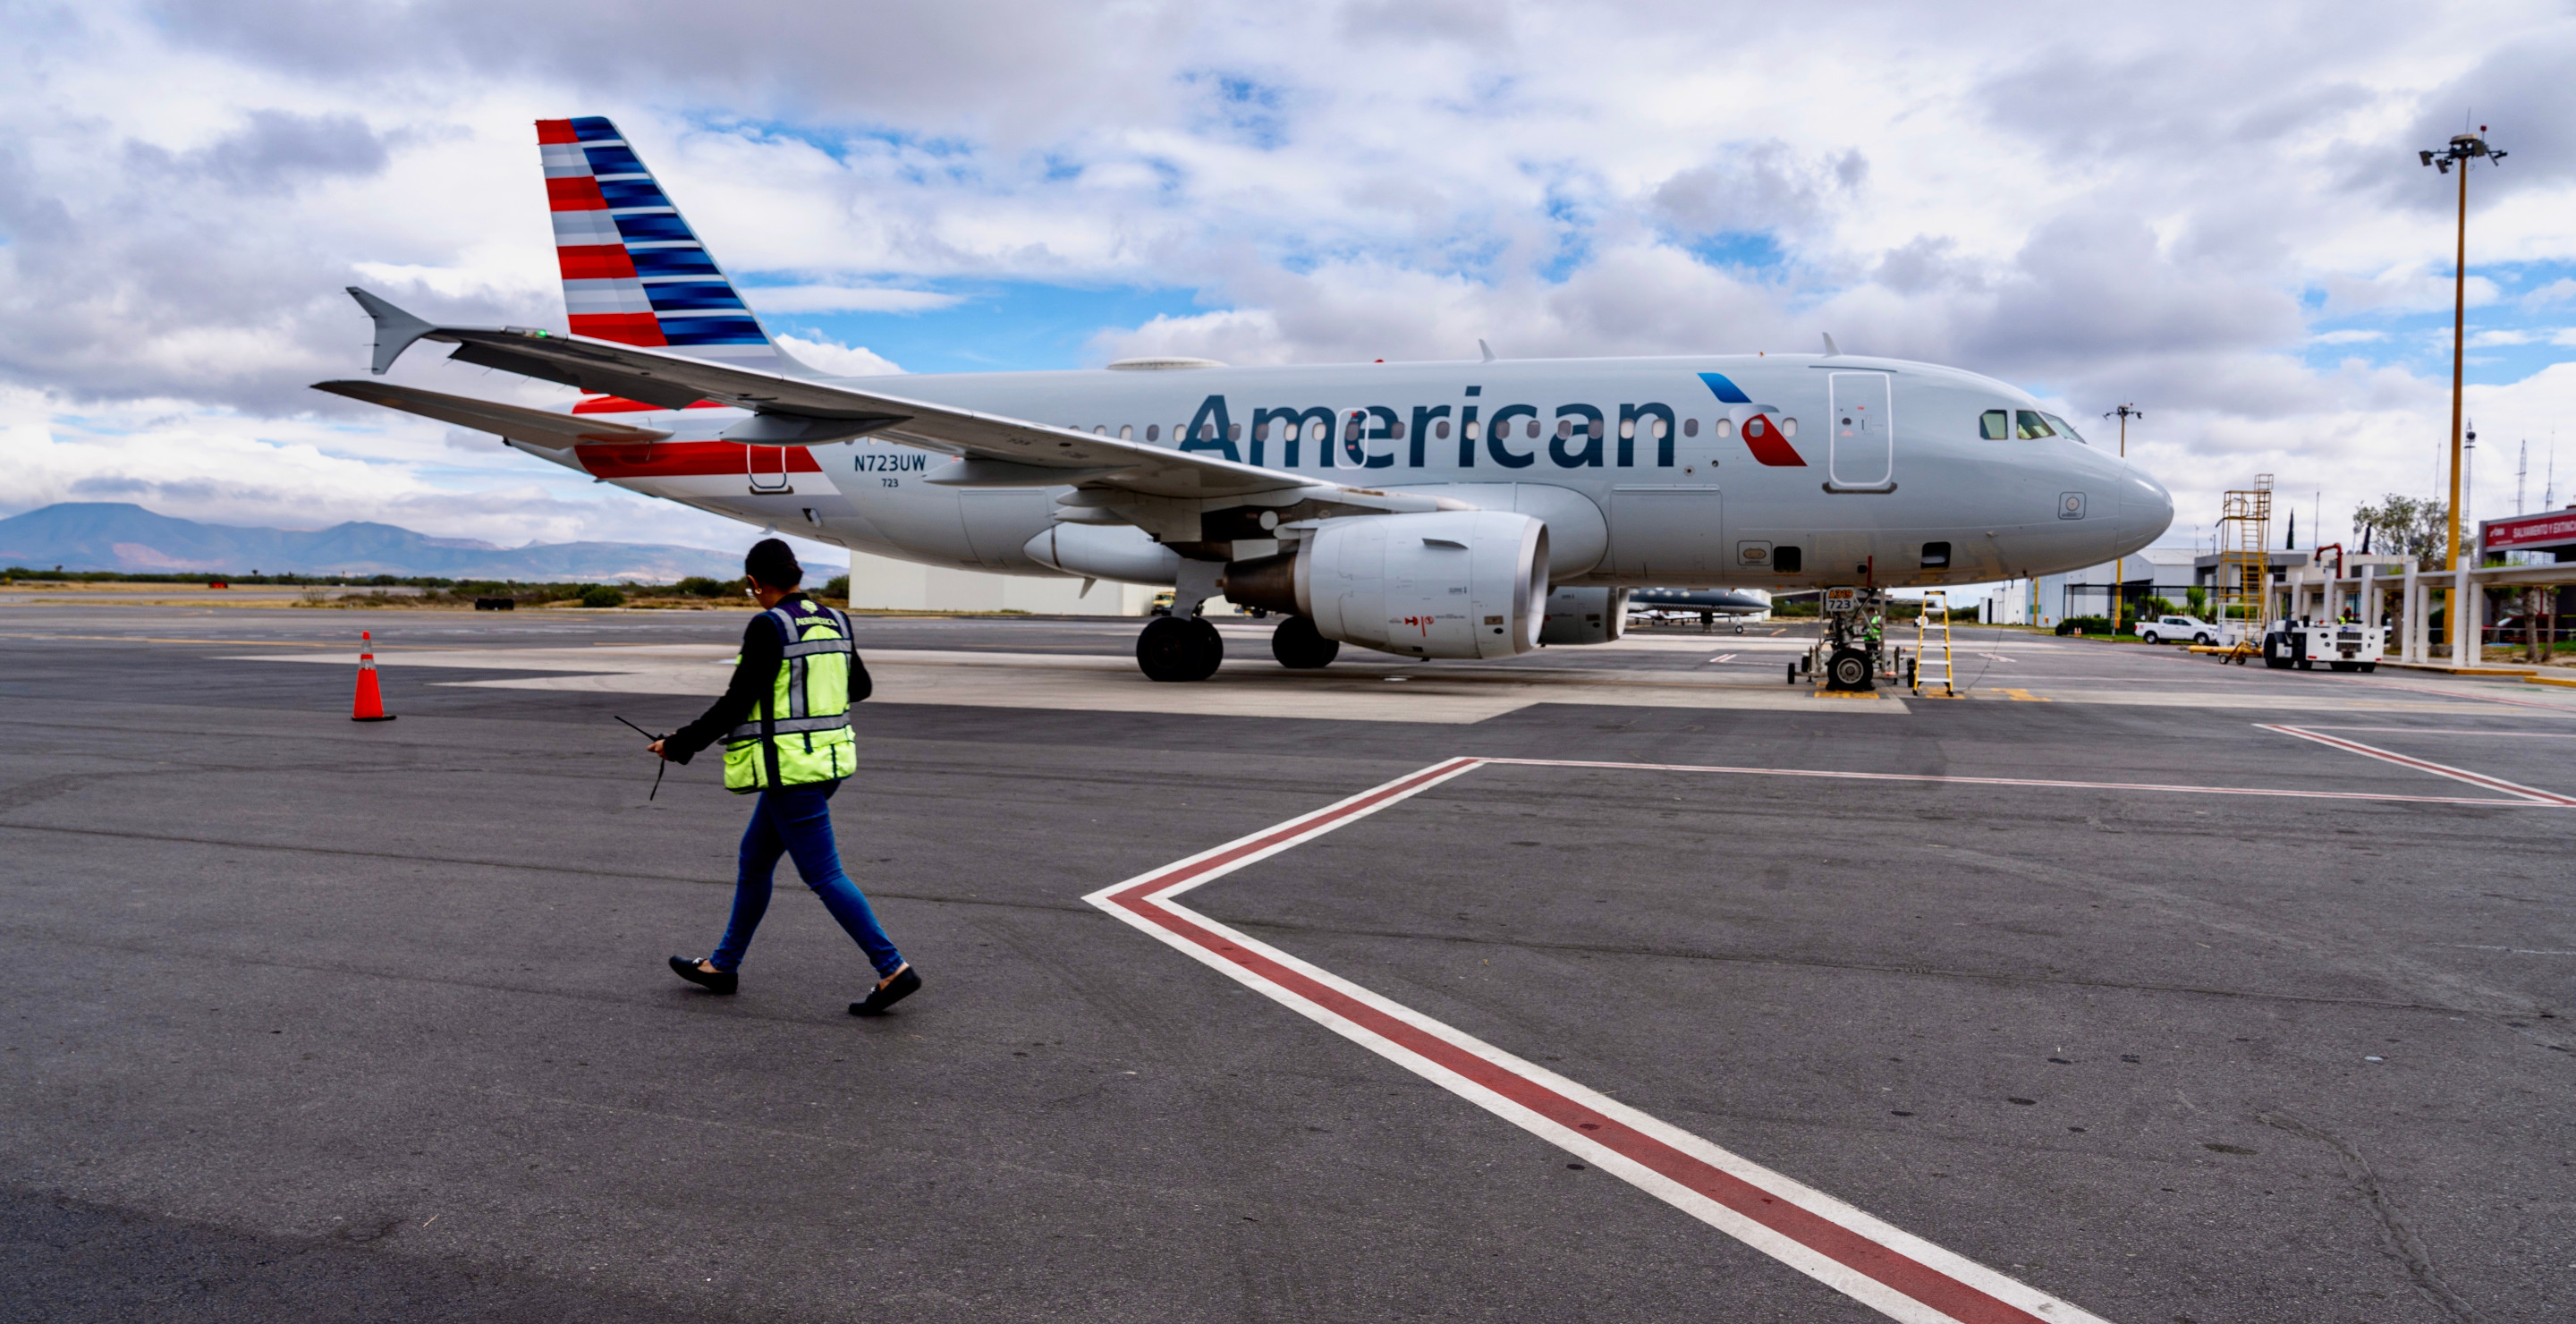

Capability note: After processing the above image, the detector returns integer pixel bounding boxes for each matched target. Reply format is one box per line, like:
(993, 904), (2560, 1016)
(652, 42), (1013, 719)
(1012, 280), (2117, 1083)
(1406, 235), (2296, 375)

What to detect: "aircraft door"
(1826, 372), (1894, 491)
(749, 445), (792, 494)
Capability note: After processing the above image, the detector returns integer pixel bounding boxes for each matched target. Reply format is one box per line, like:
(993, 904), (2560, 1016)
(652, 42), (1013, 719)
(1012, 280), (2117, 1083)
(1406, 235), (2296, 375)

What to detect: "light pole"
(2105, 403), (2142, 632)
(2419, 128), (2505, 656)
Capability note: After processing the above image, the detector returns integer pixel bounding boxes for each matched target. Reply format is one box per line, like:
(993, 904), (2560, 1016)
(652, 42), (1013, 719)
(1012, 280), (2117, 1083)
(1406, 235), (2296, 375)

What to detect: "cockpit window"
(1979, 409), (2010, 440)
(2014, 410), (2056, 439)
(2040, 412), (2086, 444)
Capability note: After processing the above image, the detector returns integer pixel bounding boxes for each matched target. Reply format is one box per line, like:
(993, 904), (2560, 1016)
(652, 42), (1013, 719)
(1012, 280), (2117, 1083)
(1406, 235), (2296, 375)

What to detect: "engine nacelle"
(1222, 511), (1549, 659)
(1538, 587), (1630, 645)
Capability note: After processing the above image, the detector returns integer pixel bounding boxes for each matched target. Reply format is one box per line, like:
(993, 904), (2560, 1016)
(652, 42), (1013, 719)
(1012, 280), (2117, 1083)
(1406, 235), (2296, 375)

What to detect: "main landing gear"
(1138, 615), (1224, 683)
(1270, 615), (1339, 669)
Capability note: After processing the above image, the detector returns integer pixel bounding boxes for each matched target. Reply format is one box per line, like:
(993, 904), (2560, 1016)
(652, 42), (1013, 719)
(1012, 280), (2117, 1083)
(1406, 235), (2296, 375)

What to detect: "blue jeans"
(708, 781), (904, 978)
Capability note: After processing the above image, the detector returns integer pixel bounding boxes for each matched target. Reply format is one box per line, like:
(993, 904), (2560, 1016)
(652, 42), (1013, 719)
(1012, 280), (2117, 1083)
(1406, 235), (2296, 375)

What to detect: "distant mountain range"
(0, 503), (755, 581)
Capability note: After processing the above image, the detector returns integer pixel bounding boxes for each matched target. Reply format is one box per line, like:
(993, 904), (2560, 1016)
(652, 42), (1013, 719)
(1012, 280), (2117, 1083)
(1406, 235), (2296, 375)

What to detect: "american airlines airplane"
(317, 116), (2172, 682)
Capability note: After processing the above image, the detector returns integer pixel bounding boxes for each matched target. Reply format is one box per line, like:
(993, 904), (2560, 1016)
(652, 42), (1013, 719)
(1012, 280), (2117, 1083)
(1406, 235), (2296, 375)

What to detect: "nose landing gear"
(1803, 586), (1895, 692)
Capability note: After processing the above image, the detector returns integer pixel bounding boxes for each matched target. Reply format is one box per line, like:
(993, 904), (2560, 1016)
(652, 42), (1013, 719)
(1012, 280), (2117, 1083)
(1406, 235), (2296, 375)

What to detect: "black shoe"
(669, 955), (738, 995)
(849, 965), (920, 1017)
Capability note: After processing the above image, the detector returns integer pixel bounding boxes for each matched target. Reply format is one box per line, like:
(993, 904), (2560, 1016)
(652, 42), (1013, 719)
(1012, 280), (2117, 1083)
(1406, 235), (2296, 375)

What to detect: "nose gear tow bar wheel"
(1139, 615), (1224, 682)
(1270, 615), (1339, 669)
(1825, 647), (1874, 692)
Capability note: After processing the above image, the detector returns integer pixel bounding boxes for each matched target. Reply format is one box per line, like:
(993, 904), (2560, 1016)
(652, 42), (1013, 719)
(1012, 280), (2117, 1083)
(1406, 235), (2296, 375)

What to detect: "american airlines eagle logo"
(1698, 373), (1805, 467)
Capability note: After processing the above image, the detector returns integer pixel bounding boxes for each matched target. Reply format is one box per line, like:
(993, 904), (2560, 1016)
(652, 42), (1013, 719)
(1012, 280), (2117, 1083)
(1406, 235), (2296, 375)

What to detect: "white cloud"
(773, 335), (903, 377)
(743, 285), (962, 315)
(0, 0), (2572, 564)
(2525, 278), (2576, 309)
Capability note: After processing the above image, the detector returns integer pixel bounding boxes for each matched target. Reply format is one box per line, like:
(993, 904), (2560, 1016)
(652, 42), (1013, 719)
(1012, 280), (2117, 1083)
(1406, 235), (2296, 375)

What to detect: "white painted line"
(2258, 726), (2576, 806)
(1479, 756), (2547, 809)
(2357, 679), (2576, 714)
(1709, 653), (1738, 663)
(2301, 726), (2576, 740)
(1087, 757), (2109, 1324)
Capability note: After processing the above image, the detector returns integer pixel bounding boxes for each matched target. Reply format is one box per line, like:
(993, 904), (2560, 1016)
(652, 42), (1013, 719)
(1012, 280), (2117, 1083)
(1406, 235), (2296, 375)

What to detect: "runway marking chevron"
(1088, 751), (2565, 1320)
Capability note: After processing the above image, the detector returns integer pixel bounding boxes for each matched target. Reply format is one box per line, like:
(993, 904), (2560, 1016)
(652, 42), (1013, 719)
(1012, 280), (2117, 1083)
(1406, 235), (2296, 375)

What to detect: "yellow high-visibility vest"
(723, 601), (858, 792)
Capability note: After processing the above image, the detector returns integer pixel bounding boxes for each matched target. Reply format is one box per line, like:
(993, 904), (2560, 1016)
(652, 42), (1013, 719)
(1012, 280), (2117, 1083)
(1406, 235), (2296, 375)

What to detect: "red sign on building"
(2482, 509), (2576, 552)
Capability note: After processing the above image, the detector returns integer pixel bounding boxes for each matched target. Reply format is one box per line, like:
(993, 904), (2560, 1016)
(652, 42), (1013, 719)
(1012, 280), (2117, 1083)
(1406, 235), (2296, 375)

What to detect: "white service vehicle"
(2136, 614), (2217, 646)
(2259, 618), (2383, 672)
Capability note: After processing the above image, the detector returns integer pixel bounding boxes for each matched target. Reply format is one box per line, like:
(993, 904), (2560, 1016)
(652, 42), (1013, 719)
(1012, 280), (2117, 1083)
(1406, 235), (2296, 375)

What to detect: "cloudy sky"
(4, 0), (2573, 563)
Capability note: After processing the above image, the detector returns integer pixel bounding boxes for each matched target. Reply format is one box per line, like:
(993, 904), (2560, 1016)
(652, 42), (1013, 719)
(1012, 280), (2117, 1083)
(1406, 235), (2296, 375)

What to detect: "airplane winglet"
(346, 287), (436, 375)
(1478, 338), (1496, 363)
(1820, 332), (1841, 358)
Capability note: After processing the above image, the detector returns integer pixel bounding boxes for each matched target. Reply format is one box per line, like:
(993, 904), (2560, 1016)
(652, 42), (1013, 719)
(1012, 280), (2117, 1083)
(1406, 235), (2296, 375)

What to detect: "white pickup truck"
(2136, 615), (2218, 646)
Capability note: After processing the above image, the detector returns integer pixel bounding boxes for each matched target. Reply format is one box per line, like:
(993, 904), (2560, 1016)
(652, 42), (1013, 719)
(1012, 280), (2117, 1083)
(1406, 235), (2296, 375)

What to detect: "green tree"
(2351, 495), (2450, 571)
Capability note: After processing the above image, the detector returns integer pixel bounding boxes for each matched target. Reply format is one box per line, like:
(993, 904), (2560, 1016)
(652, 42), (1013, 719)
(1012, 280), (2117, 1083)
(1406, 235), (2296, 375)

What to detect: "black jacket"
(662, 594), (870, 763)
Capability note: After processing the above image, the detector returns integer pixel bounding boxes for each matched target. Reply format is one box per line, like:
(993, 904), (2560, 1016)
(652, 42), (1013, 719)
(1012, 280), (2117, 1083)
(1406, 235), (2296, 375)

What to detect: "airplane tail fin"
(534, 116), (802, 373)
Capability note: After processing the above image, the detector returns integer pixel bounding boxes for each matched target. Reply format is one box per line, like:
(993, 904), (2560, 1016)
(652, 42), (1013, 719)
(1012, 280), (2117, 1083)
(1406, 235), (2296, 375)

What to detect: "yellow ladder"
(1913, 590), (1956, 696)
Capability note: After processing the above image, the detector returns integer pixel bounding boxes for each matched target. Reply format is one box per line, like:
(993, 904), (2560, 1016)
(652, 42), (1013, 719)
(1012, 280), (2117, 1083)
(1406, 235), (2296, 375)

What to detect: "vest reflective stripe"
(722, 601), (860, 793)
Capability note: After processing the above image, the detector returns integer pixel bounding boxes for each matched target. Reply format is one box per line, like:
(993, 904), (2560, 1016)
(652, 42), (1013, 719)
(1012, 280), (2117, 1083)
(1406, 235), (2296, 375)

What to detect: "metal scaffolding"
(2215, 475), (2275, 650)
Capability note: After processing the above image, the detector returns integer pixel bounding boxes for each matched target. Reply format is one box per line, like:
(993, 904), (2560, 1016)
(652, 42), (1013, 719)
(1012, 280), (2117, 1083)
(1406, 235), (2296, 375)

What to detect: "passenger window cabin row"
(1076, 415), (1767, 445)
(1068, 410), (2080, 447)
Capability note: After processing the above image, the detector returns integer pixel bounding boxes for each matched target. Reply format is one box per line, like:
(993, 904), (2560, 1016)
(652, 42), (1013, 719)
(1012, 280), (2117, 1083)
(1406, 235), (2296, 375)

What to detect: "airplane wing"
(335, 287), (1420, 510)
(310, 379), (671, 448)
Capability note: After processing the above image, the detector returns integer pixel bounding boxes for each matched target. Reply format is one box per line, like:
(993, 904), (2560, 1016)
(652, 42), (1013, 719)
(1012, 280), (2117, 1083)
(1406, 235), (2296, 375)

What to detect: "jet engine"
(1537, 587), (1630, 645)
(1221, 511), (1549, 658)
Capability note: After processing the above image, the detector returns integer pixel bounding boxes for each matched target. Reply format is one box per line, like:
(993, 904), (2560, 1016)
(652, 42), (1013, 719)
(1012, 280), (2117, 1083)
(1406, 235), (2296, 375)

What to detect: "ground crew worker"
(649, 539), (920, 1017)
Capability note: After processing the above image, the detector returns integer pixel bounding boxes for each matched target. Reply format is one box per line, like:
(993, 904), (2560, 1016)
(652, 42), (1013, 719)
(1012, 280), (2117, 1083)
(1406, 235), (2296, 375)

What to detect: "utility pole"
(2104, 403), (2142, 632)
(2419, 126), (2504, 657)
(2517, 438), (2528, 515)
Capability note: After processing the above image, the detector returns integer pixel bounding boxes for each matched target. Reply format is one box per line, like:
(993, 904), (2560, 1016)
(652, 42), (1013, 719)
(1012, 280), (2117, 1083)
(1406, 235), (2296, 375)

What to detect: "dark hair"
(743, 539), (802, 590)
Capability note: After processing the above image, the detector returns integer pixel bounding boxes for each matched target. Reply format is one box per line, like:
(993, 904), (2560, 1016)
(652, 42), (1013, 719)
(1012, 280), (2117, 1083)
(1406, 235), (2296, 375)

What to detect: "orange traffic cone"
(352, 631), (396, 722)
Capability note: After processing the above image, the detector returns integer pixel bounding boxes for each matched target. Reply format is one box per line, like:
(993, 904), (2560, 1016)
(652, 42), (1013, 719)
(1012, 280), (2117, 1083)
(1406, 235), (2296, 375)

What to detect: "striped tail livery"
(535, 116), (798, 373)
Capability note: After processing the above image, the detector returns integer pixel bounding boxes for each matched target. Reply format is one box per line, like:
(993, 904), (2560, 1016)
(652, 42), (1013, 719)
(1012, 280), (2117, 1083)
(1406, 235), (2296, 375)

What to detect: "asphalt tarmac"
(4, 604), (2572, 1323)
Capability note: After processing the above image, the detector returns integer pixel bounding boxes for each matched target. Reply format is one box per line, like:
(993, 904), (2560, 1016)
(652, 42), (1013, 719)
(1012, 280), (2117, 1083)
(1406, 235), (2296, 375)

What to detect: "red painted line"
(1110, 887), (2051, 1323)
(1090, 757), (2124, 1323)
(2259, 726), (2576, 806)
(1477, 756), (2546, 809)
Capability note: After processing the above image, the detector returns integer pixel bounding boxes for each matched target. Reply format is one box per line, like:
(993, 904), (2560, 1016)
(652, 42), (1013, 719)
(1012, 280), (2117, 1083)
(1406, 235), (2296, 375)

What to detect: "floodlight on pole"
(2103, 403), (2142, 633)
(2419, 126), (2503, 658)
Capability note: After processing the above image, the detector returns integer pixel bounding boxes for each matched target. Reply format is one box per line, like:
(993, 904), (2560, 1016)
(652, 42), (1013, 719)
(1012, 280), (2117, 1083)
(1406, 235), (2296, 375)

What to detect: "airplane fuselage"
(525, 352), (2170, 596)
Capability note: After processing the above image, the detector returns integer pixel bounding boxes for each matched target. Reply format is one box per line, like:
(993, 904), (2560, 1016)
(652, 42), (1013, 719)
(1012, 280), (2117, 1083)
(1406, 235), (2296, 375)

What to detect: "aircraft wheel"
(1825, 647), (1874, 692)
(1271, 615), (1340, 669)
(1785, 661), (1798, 686)
(1139, 615), (1224, 682)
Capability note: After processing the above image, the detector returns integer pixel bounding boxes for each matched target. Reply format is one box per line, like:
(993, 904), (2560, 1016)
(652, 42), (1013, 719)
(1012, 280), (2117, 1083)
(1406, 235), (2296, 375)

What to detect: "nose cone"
(2119, 464), (2174, 555)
